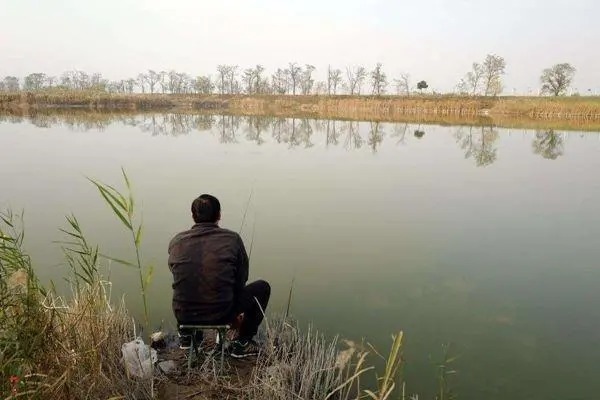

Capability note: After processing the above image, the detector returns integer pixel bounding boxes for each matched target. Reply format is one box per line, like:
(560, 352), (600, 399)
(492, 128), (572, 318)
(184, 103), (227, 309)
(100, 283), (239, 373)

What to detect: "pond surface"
(1, 113), (600, 400)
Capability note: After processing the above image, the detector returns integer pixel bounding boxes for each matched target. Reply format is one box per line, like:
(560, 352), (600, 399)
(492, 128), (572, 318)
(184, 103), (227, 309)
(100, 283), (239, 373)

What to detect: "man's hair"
(191, 194), (221, 223)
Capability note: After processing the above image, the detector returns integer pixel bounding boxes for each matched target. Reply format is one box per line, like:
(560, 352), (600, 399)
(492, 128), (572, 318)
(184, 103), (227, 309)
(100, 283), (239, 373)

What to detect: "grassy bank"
(2, 91), (600, 122)
(0, 173), (452, 399)
(222, 94), (600, 121)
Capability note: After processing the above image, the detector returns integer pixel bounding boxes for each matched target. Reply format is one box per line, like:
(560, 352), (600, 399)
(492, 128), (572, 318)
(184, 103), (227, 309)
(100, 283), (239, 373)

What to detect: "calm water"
(1, 113), (600, 400)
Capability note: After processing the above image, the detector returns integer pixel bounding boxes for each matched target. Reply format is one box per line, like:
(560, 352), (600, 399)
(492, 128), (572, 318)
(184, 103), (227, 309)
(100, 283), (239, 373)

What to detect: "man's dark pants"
(179, 280), (270, 342)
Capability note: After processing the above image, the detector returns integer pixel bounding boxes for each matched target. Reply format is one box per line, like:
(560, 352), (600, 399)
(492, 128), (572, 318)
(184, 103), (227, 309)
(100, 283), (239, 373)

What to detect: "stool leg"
(187, 336), (194, 377)
(219, 328), (225, 372)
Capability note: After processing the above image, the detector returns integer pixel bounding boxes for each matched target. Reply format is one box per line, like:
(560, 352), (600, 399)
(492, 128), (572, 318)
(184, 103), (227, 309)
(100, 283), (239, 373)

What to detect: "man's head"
(191, 194), (221, 224)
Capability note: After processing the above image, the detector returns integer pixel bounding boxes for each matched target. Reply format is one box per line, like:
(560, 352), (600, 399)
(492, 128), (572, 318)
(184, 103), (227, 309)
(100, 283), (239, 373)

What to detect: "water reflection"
(455, 126), (499, 167)
(1, 112), (597, 167)
(532, 130), (565, 160)
(343, 121), (364, 150)
(391, 123), (409, 145)
(217, 114), (240, 144)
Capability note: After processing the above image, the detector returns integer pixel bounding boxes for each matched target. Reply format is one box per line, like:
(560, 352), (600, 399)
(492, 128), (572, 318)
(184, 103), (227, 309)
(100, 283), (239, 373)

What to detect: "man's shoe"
(230, 339), (260, 359)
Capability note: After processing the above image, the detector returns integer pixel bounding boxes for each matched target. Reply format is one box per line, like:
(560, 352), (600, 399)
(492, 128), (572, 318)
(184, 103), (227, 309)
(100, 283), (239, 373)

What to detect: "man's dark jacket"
(168, 222), (249, 323)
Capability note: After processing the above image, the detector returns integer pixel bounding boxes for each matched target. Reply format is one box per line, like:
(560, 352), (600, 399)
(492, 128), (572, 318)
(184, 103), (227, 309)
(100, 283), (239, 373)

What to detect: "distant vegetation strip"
(1, 92), (600, 123)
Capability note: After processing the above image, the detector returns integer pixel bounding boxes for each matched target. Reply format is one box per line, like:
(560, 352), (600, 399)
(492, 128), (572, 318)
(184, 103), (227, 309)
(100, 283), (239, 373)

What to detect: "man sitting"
(168, 194), (270, 358)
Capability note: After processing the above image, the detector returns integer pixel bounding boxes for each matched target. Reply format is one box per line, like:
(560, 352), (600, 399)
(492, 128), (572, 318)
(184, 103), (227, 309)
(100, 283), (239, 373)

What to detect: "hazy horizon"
(1, 0), (598, 94)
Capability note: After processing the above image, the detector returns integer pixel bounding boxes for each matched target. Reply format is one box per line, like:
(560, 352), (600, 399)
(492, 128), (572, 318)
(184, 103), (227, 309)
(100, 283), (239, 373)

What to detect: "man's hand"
(231, 312), (245, 331)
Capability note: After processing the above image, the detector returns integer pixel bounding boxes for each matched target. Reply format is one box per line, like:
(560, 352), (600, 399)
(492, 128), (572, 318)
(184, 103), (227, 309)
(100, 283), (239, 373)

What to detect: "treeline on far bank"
(0, 57), (588, 97)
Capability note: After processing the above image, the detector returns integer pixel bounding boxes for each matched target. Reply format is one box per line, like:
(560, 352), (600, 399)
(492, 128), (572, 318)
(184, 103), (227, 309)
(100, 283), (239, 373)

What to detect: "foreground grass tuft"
(0, 210), (152, 399)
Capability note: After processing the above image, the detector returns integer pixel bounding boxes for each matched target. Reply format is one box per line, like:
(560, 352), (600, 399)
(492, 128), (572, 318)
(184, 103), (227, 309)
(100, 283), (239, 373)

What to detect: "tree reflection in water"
(0, 112), (588, 166)
(532, 129), (565, 160)
(455, 126), (499, 167)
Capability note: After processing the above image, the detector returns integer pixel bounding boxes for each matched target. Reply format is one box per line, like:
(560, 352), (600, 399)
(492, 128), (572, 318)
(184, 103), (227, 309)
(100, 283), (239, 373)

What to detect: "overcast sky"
(1, 0), (598, 93)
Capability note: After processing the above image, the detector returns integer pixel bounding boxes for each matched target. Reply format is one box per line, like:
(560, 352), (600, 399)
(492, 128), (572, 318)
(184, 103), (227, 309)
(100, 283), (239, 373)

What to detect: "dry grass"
(227, 95), (600, 120)
(0, 210), (152, 399)
(38, 283), (151, 399)
(248, 319), (367, 400)
(0, 281), (152, 399)
(2, 92), (600, 121)
(1, 90), (178, 111)
(157, 317), (408, 400)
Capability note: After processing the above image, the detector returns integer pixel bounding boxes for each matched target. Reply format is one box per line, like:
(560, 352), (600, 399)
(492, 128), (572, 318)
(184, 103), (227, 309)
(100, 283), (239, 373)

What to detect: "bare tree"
(346, 66), (367, 95)
(178, 72), (192, 93)
(195, 76), (214, 94)
(125, 79), (136, 93)
(60, 71), (73, 89)
(89, 73), (107, 91)
(326, 66), (342, 95)
(147, 70), (161, 94)
(253, 65), (265, 94)
(0, 76), (20, 91)
(272, 68), (288, 94)
(216, 65), (230, 94)
(189, 76), (197, 94)
(23, 73), (47, 91)
(242, 66), (265, 94)
(61, 70), (94, 90)
(460, 62), (485, 95)
(227, 65), (239, 94)
(300, 65), (315, 95)
(137, 73), (148, 93)
(370, 63), (387, 95)
(106, 81), (120, 93)
(77, 71), (92, 90)
(243, 68), (255, 94)
(257, 76), (271, 94)
(166, 70), (179, 93)
(540, 63), (576, 96)
(158, 71), (168, 93)
(393, 74), (410, 96)
(111, 80), (125, 93)
(482, 54), (506, 96)
(45, 75), (56, 88)
(286, 63), (302, 95)
(314, 81), (327, 95)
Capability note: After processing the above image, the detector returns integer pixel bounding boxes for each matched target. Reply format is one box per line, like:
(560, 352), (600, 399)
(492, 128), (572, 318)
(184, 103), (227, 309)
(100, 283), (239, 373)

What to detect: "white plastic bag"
(121, 338), (157, 378)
